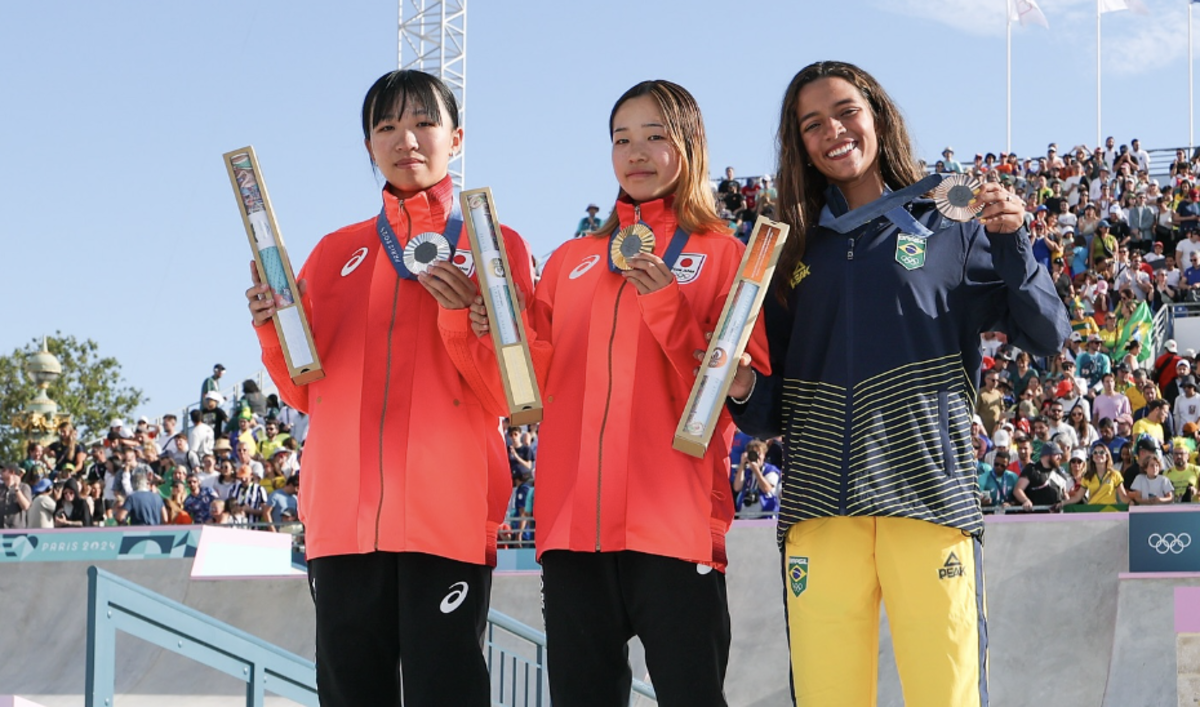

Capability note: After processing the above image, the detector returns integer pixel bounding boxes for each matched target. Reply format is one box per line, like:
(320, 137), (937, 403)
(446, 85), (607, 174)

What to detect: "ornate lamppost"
(11, 336), (71, 443)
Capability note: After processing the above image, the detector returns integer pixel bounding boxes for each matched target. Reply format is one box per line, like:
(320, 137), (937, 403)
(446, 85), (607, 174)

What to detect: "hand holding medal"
(934, 174), (1024, 234)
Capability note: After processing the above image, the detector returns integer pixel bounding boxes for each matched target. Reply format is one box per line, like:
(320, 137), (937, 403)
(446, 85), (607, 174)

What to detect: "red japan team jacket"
(530, 195), (770, 571)
(257, 176), (538, 564)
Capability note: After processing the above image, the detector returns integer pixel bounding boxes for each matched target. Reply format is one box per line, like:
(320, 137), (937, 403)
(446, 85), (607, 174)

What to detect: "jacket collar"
(614, 194), (678, 235)
(380, 175), (455, 242)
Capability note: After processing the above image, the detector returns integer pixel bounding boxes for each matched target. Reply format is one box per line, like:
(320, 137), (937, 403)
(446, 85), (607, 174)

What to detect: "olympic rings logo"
(1147, 533), (1192, 555)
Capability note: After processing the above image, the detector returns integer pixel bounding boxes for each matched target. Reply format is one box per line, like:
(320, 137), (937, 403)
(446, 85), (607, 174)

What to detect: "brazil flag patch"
(787, 556), (809, 597)
(895, 234), (926, 271)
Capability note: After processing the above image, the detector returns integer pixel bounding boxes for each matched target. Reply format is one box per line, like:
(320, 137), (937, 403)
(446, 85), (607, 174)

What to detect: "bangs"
(361, 70), (458, 138)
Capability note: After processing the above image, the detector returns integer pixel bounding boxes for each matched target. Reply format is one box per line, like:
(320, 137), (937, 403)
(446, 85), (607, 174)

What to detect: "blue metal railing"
(85, 565), (657, 706)
(85, 565), (318, 707)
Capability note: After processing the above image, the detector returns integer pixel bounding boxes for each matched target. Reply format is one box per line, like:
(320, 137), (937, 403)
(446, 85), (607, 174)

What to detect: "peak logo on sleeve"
(671, 254), (707, 284)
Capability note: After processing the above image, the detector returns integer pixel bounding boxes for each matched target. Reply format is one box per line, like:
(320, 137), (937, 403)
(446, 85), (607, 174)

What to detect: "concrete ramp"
(1103, 576), (1192, 707)
(3, 515), (1197, 706)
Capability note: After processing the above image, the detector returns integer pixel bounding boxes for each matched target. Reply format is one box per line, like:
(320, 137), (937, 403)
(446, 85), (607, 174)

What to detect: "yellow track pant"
(784, 516), (988, 707)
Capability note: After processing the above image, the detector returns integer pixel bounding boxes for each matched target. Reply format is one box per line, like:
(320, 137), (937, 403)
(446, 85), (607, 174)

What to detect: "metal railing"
(486, 609), (657, 706)
(85, 565), (318, 707)
(85, 565), (657, 706)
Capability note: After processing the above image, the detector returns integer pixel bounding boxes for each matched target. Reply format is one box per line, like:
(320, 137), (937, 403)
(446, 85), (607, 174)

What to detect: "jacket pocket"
(937, 390), (956, 476)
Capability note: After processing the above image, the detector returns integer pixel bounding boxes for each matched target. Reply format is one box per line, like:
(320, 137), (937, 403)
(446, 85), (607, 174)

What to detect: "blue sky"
(1, 0), (1196, 421)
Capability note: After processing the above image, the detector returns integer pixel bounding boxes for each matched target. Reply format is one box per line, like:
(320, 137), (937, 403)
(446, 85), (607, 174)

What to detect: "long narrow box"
(673, 216), (789, 458)
(459, 188), (543, 425)
(223, 146), (324, 385)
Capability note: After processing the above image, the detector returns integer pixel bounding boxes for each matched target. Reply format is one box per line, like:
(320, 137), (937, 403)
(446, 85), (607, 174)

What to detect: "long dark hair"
(772, 61), (924, 303)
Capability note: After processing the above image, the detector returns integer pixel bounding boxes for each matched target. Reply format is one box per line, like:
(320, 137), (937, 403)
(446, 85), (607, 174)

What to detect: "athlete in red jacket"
(247, 70), (534, 707)
(482, 80), (770, 706)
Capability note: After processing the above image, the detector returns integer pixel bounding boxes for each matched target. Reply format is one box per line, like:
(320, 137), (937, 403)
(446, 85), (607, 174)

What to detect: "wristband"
(729, 371), (757, 406)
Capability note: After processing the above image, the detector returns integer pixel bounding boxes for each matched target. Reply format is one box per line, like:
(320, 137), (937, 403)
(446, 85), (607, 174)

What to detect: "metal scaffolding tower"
(398, 0), (467, 190)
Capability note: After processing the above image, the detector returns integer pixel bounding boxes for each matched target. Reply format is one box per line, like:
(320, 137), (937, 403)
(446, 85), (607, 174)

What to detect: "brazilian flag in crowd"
(1114, 301), (1153, 365)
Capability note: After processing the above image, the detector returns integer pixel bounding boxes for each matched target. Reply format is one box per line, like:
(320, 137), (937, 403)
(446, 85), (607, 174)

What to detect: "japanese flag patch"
(451, 250), (475, 278)
(671, 253), (707, 284)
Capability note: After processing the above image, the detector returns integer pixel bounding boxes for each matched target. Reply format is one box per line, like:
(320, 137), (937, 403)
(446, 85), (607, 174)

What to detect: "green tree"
(0, 333), (146, 463)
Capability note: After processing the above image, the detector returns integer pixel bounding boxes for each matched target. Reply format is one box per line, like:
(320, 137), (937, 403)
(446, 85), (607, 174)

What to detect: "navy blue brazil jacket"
(732, 187), (1071, 543)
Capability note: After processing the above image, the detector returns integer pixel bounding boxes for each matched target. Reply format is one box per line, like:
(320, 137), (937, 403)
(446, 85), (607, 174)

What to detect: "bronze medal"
(933, 174), (983, 222)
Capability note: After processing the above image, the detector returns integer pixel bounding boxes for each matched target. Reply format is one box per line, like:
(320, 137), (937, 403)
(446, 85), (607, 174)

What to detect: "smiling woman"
(509, 79), (771, 706)
(727, 60), (1071, 707)
(243, 69), (543, 707)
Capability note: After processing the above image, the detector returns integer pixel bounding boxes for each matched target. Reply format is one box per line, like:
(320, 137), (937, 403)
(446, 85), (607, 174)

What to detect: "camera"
(746, 450), (760, 463)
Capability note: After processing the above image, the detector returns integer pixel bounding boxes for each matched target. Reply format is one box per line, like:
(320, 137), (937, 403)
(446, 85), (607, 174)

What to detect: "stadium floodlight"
(398, 0), (467, 191)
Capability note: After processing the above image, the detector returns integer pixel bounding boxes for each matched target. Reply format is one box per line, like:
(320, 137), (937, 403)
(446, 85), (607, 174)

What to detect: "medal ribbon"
(376, 206), (464, 281)
(607, 223), (690, 273)
(818, 173), (944, 236)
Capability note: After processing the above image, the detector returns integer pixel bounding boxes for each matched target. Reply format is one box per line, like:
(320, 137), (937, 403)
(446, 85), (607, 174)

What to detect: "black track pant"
(541, 550), (731, 707)
(307, 551), (492, 707)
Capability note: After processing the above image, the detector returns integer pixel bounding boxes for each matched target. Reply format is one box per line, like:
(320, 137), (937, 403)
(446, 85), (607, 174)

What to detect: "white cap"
(993, 430), (1011, 448)
(204, 391), (224, 403)
(109, 418), (123, 428)
(1167, 339), (1179, 353)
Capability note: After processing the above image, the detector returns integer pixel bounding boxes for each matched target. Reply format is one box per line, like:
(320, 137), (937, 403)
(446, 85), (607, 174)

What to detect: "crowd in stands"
(0, 364), (308, 532)
(934, 137), (1200, 510)
(11, 138), (1200, 537)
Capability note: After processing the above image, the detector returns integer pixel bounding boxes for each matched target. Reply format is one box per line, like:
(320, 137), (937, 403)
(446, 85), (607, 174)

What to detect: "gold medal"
(610, 223), (655, 270)
(932, 173), (983, 222)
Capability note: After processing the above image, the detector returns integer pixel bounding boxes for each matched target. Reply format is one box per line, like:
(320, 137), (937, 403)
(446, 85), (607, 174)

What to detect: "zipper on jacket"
(375, 198), (408, 549)
(840, 230), (857, 515)
(595, 280), (628, 551)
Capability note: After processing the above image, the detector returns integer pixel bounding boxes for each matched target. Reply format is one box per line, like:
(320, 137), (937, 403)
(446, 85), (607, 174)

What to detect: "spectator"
(1092, 373), (1131, 425)
(574, 203), (601, 238)
(506, 426), (533, 481)
(46, 421), (86, 476)
(155, 414), (182, 455)
(199, 391), (230, 436)
(977, 370), (1005, 436)
(1153, 339), (1185, 390)
(229, 464), (269, 525)
(978, 449), (1018, 508)
(234, 443), (264, 480)
(187, 408), (215, 458)
(232, 411), (260, 458)
(941, 146), (963, 173)
(1065, 443), (1129, 506)
(1129, 451), (1174, 504)
(166, 435), (200, 472)
(267, 474), (299, 529)
(27, 479), (56, 529)
(1076, 334), (1112, 388)
(1014, 442), (1068, 511)
(1178, 189), (1200, 242)
(1166, 445), (1199, 503)
(157, 466), (188, 500)
(1131, 399), (1170, 444)
(257, 419), (292, 460)
(53, 478), (93, 528)
(20, 442), (50, 484)
(193, 454), (219, 489)
(732, 440), (780, 517)
(165, 495), (192, 525)
(1174, 376), (1200, 432)
(124, 472), (167, 526)
(183, 473), (218, 523)
(211, 460), (237, 500)
(237, 379), (268, 419)
(1067, 405), (1099, 448)
(201, 363), (225, 401)
(208, 499), (231, 525)
(1, 464), (31, 528)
